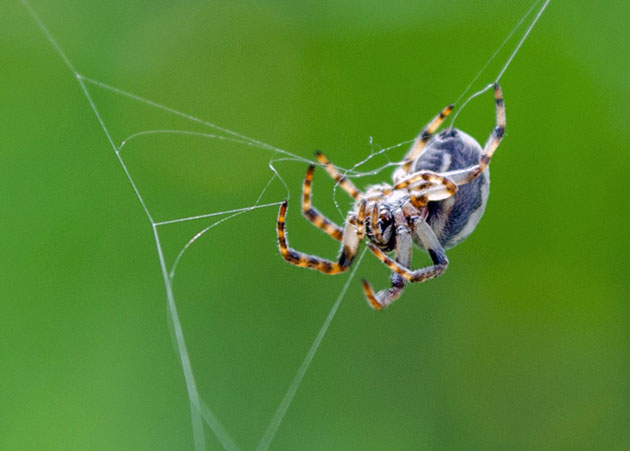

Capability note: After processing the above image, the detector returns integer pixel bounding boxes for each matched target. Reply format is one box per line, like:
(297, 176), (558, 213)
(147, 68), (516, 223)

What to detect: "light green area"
(2, 1), (629, 450)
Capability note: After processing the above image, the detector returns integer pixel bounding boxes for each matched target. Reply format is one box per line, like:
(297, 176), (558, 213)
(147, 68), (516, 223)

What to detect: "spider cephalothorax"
(276, 83), (505, 309)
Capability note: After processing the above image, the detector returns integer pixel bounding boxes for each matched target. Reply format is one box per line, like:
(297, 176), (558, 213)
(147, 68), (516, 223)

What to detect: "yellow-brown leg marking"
(401, 104), (454, 173)
(470, 83), (506, 180)
(356, 200), (367, 240)
(410, 194), (429, 209)
(277, 201), (355, 274)
(302, 164), (344, 241)
(366, 243), (445, 283)
(394, 172), (457, 194)
(370, 203), (385, 244)
(314, 150), (362, 200)
(480, 83), (505, 170)
(361, 279), (383, 310)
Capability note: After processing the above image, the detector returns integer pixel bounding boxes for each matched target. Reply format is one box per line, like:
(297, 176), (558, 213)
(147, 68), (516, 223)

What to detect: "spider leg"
(369, 202), (385, 244)
(362, 215), (413, 310)
(395, 171), (458, 206)
(443, 83), (506, 186)
(356, 199), (367, 240)
(314, 151), (362, 200)
(393, 104), (454, 182)
(394, 171), (457, 193)
(301, 164), (344, 241)
(277, 200), (360, 274)
(409, 183), (458, 209)
(364, 215), (448, 291)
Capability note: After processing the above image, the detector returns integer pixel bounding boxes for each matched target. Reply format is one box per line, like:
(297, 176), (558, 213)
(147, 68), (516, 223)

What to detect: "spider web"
(19, 0), (550, 449)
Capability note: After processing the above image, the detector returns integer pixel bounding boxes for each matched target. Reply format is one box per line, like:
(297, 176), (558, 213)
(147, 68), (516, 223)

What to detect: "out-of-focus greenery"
(2, 1), (629, 449)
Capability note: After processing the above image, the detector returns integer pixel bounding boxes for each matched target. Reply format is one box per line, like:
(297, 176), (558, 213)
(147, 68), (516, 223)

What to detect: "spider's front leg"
(277, 201), (361, 274)
(363, 215), (448, 310)
(362, 220), (413, 310)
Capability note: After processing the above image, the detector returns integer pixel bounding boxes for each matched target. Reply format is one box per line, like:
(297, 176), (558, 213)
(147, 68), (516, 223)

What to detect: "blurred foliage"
(2, 0), (629, 450)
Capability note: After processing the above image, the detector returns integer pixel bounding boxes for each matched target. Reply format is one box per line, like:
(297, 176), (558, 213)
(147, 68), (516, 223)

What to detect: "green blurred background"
(2, 0), (629, 449)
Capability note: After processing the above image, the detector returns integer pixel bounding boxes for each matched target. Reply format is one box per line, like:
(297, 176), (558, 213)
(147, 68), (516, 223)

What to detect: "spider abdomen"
(413, 129), (490, 249)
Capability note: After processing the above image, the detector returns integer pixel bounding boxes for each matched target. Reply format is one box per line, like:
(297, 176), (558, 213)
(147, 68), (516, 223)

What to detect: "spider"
(276, 83), (505, 310)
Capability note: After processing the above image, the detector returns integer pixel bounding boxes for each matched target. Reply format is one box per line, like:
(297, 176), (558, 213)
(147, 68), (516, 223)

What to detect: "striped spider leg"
(392, 103), (454, 184)
(301, 163), (344, 241)
(276, 151), (363, 275)
(393, 171), (458, 208)
(277, 201), (361, 274)
(436, 83), (506, 187)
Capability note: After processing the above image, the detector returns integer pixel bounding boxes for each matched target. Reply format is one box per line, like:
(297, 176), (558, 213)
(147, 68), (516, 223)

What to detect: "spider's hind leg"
(447, 83), (506, 185)
(478, 82), (506, 174)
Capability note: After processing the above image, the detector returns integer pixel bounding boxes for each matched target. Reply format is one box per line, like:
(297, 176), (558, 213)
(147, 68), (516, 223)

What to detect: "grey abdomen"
(413, 129), (490, 249)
